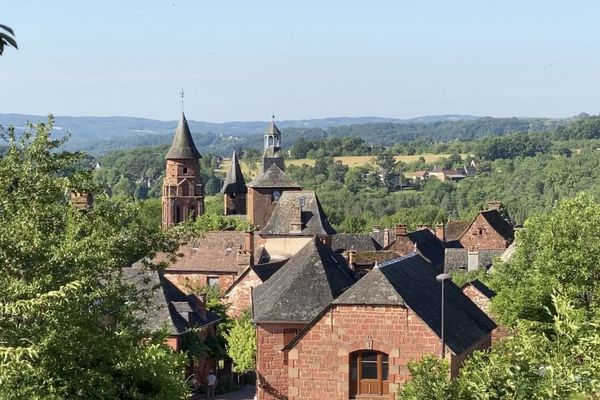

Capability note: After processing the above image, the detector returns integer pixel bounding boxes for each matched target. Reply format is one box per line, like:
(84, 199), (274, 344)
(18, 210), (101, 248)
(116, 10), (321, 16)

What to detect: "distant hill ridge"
(0, 113), (572, 155)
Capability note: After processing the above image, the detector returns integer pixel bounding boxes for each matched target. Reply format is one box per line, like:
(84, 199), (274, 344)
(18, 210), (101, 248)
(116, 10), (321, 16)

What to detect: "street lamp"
(436, 273), (452, 359)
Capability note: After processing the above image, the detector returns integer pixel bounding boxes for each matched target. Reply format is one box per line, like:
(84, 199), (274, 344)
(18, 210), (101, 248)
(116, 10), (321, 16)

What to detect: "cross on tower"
(181, 89), (184, 112)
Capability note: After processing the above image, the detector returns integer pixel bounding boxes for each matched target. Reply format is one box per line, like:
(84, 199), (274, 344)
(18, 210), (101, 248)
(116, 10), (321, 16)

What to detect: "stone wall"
(287, 305), (455, 400)
(256, 322), (307, 400)
(225, 269), (262, 318)
(164, 272), (236, 293)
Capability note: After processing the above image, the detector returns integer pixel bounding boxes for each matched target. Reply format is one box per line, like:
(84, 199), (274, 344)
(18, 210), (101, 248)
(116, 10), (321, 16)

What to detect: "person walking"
(206, 370), (217, 399)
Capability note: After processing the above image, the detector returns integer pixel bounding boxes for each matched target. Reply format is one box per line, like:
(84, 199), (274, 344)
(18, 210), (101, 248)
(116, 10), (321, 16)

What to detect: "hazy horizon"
(2, 1), (600, 122)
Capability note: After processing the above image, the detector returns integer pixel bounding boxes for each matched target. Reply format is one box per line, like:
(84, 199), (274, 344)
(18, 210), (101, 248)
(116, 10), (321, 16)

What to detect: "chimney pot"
(395, 224), (408, 237)
(372, 225), (381, 232)
(290, 204), (303, 233)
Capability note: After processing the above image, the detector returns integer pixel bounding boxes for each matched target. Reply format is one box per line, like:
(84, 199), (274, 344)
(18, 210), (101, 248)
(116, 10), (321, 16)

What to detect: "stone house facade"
(280, 255), (495, 400)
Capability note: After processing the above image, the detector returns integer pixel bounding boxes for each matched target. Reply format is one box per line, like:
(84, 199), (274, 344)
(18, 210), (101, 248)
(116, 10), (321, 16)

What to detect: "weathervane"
(181, 89), (184, 112)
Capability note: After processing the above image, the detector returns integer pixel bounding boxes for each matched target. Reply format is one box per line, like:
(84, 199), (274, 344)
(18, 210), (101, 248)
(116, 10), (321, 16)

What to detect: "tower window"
(183, 167), (188, 174)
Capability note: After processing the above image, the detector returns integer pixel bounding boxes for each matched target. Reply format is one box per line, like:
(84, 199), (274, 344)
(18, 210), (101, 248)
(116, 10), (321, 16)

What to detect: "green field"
(217, 153), (458, 179)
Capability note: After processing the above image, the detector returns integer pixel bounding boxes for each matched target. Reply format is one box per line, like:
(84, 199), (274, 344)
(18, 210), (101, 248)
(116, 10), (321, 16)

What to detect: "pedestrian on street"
(206, 370), (217, 399)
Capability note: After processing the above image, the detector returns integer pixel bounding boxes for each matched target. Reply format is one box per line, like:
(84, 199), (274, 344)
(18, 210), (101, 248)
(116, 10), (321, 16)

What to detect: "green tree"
(491, 193), (600, 325)
(0, 118), (188, 399)
(398, 296), (600, 400)
(224, 311), (256, 373)
(0, 24), (18, 55)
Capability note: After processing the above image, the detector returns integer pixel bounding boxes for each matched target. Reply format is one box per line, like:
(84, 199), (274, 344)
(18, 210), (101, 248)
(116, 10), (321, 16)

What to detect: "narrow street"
(192, 385), (255, 400)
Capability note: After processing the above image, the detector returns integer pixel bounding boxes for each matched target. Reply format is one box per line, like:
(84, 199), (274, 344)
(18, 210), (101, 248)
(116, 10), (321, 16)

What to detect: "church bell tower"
(162, 112), (205, 227)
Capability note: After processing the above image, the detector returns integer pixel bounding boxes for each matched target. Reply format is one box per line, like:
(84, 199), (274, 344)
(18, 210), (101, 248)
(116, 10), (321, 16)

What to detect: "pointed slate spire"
(165, 113), (201, 159)
(220, 151), (247, 194)
(266, 120), (281, 136)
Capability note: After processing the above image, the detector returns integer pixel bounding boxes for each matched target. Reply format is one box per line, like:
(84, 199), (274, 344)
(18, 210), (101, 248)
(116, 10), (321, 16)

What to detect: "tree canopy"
(0, 118), (189, 399)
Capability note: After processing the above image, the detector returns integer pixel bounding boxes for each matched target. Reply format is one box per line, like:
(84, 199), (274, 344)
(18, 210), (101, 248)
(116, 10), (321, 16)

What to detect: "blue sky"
(1, 1), (599, 121)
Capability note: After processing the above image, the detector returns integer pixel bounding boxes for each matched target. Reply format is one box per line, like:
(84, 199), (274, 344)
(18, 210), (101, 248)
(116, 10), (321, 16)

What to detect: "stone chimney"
(383, 228), (390, 248)
(395, 224), (408, 237)
(371, 225), (381, 233)
(237, 231), (254, 266)
(487, 201), (502, 211)
(343, 250), (356, 270)
(70, 191), (93, 211)
(435, 223), (445, 241)
(290, 204), (303, 233)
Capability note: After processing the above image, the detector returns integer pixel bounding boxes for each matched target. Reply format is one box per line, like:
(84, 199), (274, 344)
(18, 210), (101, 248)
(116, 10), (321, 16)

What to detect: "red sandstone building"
(253, 245), (496, 400)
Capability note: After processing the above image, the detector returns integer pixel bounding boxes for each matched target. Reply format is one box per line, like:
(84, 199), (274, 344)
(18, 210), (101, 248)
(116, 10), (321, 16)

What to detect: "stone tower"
(262, 120), (285, 173)
(220, 150), (247, 215)
(162, 113), (204, 227)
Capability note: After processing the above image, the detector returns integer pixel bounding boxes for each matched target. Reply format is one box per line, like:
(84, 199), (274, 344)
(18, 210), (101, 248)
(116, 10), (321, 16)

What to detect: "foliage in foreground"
(398, 296), (600, 400)
(491, 193), (600, 325)
(224, 311), (257, 373)
(0, 118), (188, 399)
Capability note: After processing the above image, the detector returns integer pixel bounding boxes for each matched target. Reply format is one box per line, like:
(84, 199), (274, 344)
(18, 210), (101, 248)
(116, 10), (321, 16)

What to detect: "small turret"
(221, 151), (247, 215)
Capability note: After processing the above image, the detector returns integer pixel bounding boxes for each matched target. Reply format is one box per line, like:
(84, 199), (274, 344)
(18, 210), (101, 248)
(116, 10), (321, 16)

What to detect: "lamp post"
(436, 273), (452, 359)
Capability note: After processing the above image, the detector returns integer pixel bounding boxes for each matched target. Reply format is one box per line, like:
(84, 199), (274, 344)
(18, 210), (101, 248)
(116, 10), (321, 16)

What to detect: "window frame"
(350, 350), (389, 398)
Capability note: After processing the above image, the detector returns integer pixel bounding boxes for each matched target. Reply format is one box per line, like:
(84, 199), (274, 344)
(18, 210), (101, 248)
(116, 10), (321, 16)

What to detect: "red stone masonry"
(284, 305), (490, 400)
(257, 323), (307, 400)
(459, 213), (509, 251)
(225, 268), (263, 318)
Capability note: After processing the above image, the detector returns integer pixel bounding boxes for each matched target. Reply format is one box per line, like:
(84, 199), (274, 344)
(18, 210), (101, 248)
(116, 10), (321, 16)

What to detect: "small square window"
(207, 276), (220, 286)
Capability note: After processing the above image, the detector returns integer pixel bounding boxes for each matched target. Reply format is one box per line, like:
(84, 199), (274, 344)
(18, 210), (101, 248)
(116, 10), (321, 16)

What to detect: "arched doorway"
(349, 350), (389, 398)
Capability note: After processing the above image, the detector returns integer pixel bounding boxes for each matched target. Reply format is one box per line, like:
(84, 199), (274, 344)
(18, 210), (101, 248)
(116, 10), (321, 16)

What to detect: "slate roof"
(478, 209), (514, 242)
(445, 221), (470, 242)
(122, 267), (219, 335)
(333, 254), (496, 354)
(332, 233), (381, 252)
(353, 250), (401, 265)
(252, 238), (356, 323)
(260, 190), (336, 236)
(266, 121), (282, 136)
(384, 228), (445, 269)
(462, 279), (496, 299)
(221, 151), (247, 194)
(247, 164), (299, 189)
(408, 229), (446, 268)
(150, 231), (252, 273)
(252, 259), (289, 281)
(165, 113), (201, 159)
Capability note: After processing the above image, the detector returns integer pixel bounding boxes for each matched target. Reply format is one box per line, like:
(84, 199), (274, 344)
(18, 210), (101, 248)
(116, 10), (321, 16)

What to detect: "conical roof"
(220, 151), (247, 194)
(165, 113), (201, 159)
(266, 121), (281, 136)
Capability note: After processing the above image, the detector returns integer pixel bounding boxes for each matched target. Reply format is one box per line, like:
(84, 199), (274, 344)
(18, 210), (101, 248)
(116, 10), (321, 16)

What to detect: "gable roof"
(150, 231), (251, 273)
(317, 254), (496, 354)
(122, 267), (219, 335)
(332, 233), (381, 252)
(384, 228), (445, 268)
(260, 190), (336, 236)
(220, 151), (247, 194)
(252, 238), (356, 323)
(478, 209), (514, 242)
(408, 229), (446, 268)
(462, 279), (496, 299)
(247, 164), (299, 189)
(165, 113), (201, 159)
